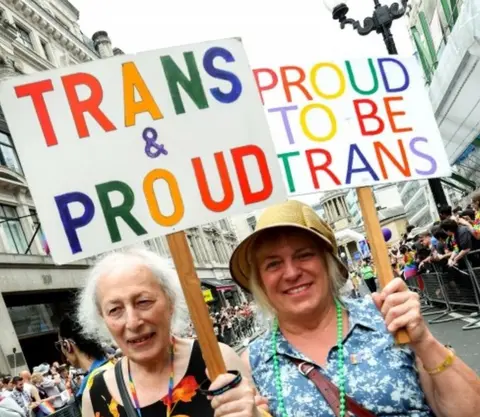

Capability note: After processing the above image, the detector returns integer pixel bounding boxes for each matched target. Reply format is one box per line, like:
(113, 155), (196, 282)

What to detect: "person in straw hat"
(230, 200), (479, 417)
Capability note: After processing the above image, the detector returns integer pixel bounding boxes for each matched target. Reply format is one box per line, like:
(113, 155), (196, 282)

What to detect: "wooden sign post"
(167, 232), (227, 378)
(356, 187), (410, 344)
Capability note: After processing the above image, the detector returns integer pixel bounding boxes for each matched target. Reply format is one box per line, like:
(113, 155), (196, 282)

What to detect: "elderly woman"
(230, 200), (479, 417)
(78, 248), (268, 417)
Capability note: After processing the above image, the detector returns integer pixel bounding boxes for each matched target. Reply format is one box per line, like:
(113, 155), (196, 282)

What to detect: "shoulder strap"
(114, 360), (138, 417)
(293, 360), (376, 417)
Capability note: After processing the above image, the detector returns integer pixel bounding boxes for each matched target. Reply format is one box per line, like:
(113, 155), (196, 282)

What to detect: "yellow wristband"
(424, 347), (455, 375)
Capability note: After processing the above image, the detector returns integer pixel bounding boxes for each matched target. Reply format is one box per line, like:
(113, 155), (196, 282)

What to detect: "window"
(0, 132), (23, 174)
(414, 211), (433, 227)
(30, 210), (49, 255)
(219, 219), (230, 231)
(0, 204), (29, 254)
(401, 181), (422, 205)
(40, 39), (51, 62)
(187, 234), (199, 263)
(16, 24), (33, 49)
(247, 216), (257, 231)
(9, 304), (56, 337)
(406, 193), (428, 220)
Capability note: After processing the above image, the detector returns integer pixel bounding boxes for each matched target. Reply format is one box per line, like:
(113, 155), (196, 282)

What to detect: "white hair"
(76, 247), (189, 344)
(249, 251), (345, 320)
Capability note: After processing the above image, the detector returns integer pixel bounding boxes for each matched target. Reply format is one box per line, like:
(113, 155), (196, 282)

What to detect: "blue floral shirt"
(249, 297), (434, 417)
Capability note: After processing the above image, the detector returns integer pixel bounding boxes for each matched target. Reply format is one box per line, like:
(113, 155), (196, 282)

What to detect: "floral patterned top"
(89, 340), (213, 417)
(249, 297), (435, 417)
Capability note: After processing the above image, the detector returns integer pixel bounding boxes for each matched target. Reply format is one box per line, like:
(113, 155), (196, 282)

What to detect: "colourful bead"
(272, 301), (347, 417)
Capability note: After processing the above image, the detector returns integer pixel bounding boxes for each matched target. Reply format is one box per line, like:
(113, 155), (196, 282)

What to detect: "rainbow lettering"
(253, 57), (450, 195)
(0, 39), (285, 263)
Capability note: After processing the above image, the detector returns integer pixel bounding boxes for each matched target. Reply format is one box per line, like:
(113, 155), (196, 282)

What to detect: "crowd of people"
(342, 193), (480, 300)
(389, 195), (480, 291)
(1, 199), (479, 417)
(1, 362), (78, 417)
(209, 304), (257, 346)
(0, 315), (123, 417)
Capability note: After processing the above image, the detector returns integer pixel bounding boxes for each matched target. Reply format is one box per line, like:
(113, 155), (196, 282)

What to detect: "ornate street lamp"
(323, 0), (449, 211)
(324, 0), (409, 53)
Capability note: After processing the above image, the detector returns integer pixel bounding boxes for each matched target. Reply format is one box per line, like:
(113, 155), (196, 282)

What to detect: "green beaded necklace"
(272, 299), (346, 417)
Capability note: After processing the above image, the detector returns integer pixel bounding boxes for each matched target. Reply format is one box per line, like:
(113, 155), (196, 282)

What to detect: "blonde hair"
(31, 373), (43, 385)
(248, 236), (345, 318)
(76, 248), (188, 343)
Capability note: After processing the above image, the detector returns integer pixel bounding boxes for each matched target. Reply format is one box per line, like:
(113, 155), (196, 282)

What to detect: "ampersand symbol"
(142, 127), (168, 158)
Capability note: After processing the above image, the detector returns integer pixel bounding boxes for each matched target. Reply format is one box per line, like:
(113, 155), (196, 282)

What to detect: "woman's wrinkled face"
(255, 230), (330, 319)
(97, 264), (172, 364)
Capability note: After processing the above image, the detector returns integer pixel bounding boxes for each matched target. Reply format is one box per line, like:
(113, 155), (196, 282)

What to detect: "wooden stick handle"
(356, 187), (411, 345)
(167, 231), (227, 379)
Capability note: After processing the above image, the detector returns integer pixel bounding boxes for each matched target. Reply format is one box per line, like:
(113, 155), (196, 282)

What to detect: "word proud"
(253, 57), (450, 194)
(0, 39), (284, 263)
(57, 144), (272, 254)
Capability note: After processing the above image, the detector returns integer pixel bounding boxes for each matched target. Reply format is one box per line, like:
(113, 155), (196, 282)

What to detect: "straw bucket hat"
(229, 200), (349, 291)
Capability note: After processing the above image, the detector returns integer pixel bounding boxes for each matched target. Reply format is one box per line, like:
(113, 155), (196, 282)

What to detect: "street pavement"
(425, 309), (480, 374)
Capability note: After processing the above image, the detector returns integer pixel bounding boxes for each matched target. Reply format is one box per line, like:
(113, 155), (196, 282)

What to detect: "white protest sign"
(0, 38), (286, 264)
(253, 56), (451, 196)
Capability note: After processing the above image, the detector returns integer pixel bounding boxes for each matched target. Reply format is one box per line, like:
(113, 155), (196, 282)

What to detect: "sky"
(71, 0), (415, 205)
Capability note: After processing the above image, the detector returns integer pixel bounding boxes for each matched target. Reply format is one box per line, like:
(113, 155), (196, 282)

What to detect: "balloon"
(382, 227), (392, 242)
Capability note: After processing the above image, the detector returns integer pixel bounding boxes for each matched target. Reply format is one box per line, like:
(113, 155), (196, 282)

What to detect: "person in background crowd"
(439, 205), (454, 221)
(389, 247), (401, 277)
(0, 394), (24, 417)
(18, 372), (40, 408)
(400, 245), (419, 280)
(441, 218), (477, 268)
(10, 377), (33, 417)
(57, 315), (113, 403)
(452, 206), (463, 220)
(31, 365), (64, 411)
(430, 226), (451, 266)
(0, 378), (13, 398)
(457, 202), (480, 240)
(416, 232), (434, 270)
(56, 366), (69, 394)
(360, 259), (377, 293)
(49, 364), (58, 378)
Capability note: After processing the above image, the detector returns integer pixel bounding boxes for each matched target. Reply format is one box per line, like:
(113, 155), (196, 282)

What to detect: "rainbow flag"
(403, 252), (418, 279)
(38, 401), (55, 415)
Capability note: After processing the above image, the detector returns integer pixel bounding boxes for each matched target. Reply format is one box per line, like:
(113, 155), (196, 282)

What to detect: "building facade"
(316, 190), (351, 232)
(344, 185), (404, 230)
(0, 0), (243, 375)
(402, 0), (480, 226)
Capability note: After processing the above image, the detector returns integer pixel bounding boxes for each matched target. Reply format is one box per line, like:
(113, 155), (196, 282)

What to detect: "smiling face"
(255, 229), (331, 320)
(96, 263), (173, 365)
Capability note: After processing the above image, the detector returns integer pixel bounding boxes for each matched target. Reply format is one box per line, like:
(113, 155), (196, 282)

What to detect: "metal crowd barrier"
(49, 402), (81, 417)
(406, 249), (480, 331)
